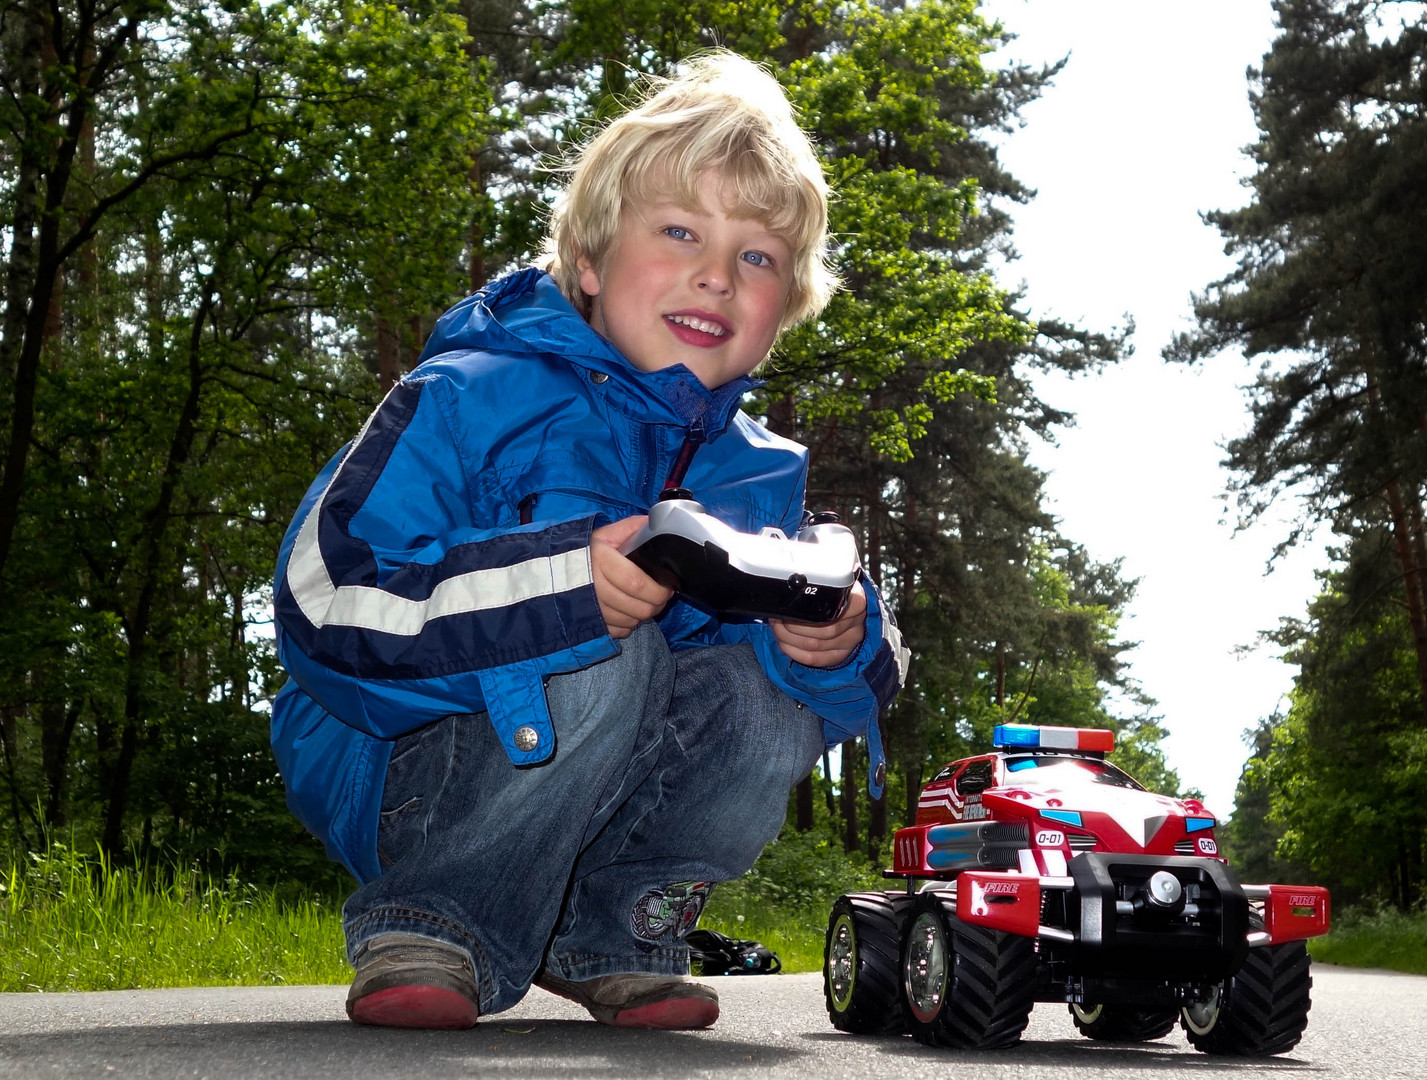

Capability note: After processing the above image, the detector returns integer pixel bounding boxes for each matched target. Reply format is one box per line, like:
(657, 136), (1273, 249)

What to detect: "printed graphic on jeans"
(630, 881), (712, 944)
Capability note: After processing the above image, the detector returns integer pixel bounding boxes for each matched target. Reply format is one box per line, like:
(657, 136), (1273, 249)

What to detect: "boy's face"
(577, 171), (794, 390)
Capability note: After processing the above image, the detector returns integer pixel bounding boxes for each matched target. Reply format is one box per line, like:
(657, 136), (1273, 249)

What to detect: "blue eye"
(664, 227), (692, 241)
(742, 250), (773, 268)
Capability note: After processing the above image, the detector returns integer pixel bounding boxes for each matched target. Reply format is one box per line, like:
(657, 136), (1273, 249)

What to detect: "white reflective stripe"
(287, 499), (339, 626)
(285, 470), (594, 636)
(284, 390), (391, 626)
(319, 548), (593, 634)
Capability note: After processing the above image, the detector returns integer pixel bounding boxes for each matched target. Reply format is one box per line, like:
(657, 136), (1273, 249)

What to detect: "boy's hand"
(770, 584), (867, 668)
(591, 517), (675, 638)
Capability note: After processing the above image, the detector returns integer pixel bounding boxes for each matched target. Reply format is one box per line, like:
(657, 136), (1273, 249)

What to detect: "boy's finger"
(591, 515), (650, 548)
(604, 590), (664, 625)
(605, 561), (674, 607)
(771, 618), (862, 663)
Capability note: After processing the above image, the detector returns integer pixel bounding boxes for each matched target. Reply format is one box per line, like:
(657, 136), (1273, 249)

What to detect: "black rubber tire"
(1181, 939), (1313, 1056)
(902, 890), (1036, 1049)
(824, 892), (914, 1035)
(1069, 1003), (1179, 1042)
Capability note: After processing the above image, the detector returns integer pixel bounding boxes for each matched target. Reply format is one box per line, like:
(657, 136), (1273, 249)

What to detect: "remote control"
(620, 491), (863, 623)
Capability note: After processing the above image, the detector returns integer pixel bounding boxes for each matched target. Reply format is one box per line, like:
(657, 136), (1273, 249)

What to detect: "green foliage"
(1223, 535), (1427, 907)
(1, 839), (348, 991)
(701, 808), (889, 975)
(1310, 903), (1427, 976)
(710, 821), (887, 919)
(0, 0), (486, 873)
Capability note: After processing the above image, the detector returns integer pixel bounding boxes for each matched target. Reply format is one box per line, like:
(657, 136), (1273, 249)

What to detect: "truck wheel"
(1069, 1003), (1178, 1042)
(901, 890), (1036, 1049)
(1181, 938), (1312, 1056)
(824, 892), (913, 1035)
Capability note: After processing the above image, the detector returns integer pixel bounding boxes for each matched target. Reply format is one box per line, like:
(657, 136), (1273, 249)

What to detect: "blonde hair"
(544, 51), (837, 329)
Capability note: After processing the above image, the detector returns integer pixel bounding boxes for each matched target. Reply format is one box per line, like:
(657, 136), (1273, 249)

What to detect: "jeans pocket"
(376, 721), (445, 869)
(377, 796), (426, 868)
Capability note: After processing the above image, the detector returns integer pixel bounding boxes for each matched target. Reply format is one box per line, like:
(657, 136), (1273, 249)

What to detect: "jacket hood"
(417, 268), (761, 439)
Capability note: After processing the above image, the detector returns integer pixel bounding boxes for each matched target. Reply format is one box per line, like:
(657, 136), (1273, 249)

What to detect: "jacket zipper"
(662, 416), (706, 494)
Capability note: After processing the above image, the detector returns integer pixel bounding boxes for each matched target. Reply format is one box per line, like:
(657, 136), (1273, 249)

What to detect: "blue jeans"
(342, 621), (825, 1015)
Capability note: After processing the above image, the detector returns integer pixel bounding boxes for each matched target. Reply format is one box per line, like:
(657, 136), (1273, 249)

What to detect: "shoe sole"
(349, 985), (479, 1029)
(611, 997), (720, 1030)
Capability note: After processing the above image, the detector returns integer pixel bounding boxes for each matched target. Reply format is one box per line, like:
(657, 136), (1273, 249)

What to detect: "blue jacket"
(271, 269), (907, 881)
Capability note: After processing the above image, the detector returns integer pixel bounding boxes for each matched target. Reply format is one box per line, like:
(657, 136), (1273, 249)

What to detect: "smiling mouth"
(665, 313), (728, 337)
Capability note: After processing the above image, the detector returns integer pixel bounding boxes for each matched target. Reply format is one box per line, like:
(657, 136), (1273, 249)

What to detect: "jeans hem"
(545, 947), (690, 981)
(346, 906), (499, 1011)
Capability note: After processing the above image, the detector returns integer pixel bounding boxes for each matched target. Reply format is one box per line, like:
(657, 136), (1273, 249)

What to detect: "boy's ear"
(576, 252), (602, 298)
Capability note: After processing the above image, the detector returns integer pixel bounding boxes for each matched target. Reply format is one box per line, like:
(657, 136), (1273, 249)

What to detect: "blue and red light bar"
(993, 724), (1116, 754)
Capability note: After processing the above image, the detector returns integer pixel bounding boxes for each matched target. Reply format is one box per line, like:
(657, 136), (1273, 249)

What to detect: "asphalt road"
(1, 964), (1423, 1079)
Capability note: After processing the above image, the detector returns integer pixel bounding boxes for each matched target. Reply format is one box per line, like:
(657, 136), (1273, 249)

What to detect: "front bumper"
(954, 853), (1329, 983)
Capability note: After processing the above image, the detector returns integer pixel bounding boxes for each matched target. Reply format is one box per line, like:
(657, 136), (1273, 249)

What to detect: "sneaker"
(346, 933), (480, 1029)
(536, 971), (719, 1029)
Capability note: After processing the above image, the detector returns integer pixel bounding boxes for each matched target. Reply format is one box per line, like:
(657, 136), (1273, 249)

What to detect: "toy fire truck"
(823, 724), (1330, 1055)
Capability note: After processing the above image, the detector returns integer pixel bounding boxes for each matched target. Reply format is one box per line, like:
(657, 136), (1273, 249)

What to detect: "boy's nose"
(694, 256), (734, 296)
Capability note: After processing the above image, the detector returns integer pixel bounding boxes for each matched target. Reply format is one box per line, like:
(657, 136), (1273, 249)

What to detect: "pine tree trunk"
(840, 739), (861, 853)
(409, 314), (425, 369)
(468, 154), (485, 292)
(1384, 477), (1427, 725)
(40, 699), (79, 827)
(904, 759), (922, 831)
(995, 642), (1007, 707)
(0, 705), (35, 847)
(377, 317), (401, 392)
(795, 778), (814, 832)
(868, 714), (886, 862)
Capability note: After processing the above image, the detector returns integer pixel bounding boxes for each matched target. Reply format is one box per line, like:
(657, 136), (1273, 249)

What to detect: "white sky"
(978, 0), (1327, 816)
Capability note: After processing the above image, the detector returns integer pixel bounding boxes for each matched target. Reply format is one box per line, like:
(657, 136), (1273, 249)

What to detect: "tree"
(1167, 0), (1427, 720)
(0, 1), (485, 870)
(1219, 717), (1313, 886)
(1243, 530), (1427, 907)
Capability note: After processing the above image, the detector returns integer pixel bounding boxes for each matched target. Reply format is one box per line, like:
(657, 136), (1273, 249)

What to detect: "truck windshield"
(1004, 755), (1144, 791)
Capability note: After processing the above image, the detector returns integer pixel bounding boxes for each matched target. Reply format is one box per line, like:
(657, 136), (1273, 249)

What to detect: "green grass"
(1309, 905), (1427, 975)
(696, 909), (827, 974)
(14, 836), (1425, 990)
(2, 828), (870, 989)
(1, 842), (349, 992)
(696, 828), (888, 974)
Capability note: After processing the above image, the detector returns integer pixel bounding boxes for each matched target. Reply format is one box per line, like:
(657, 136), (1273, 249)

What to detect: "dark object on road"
(823, 723), (1331, 1056)
(688, 929), (782, 975)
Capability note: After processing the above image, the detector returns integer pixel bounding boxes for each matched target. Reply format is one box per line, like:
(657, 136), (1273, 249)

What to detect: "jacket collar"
(418, 269), (760, 439)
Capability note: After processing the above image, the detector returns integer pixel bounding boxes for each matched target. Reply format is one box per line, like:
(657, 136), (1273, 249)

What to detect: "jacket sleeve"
(272, 373), (615, 742)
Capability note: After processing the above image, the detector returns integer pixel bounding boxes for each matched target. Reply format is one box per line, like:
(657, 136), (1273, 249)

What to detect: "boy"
(271, 51), (907, 1032)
